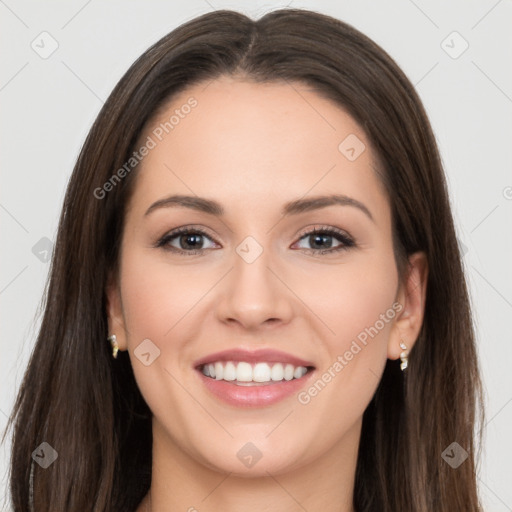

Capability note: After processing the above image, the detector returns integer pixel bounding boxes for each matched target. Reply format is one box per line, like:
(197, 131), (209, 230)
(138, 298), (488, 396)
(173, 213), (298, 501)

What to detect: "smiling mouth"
(198, 361), (315, 385)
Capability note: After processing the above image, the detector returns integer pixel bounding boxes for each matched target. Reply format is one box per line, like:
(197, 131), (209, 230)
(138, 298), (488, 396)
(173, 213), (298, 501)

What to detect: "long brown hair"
(2, 8), (484, 511)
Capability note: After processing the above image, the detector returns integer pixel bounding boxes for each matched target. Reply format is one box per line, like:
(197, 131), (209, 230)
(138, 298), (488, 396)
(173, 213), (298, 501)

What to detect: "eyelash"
(155, 225), (356, 256)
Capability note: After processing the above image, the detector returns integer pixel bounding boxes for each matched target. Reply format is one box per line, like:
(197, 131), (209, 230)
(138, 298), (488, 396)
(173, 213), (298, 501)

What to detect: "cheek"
(117, 250), (205, 432)
(296, 251), (398, 421)
(117, 250), (200, 393)
(295, 249), (398, 354)
(333, 264), (397, 351)
(119, 250), (209, 341)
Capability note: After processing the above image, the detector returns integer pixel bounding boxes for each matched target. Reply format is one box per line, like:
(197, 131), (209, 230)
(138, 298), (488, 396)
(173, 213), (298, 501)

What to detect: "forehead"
(129, 76), (389, 223)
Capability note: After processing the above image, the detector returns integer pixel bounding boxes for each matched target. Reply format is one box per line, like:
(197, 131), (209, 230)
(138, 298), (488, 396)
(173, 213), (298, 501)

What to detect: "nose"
(215, 245), (294, 331)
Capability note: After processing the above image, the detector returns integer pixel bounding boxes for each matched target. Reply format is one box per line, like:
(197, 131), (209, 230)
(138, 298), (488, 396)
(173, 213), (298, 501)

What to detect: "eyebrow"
(144, 193), (374, 222)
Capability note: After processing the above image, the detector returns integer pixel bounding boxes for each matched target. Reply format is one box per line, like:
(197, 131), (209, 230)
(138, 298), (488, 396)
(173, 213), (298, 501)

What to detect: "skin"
(106, 75), (428, 512)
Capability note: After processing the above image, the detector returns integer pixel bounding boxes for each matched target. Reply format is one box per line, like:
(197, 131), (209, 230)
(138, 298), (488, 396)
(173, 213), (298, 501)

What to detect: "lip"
(193, 348), (315, 369)
(196, 367), (317, 408)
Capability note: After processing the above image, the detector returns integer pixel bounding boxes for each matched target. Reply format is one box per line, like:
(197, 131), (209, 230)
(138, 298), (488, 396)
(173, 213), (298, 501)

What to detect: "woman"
(3, 8), (484, 511)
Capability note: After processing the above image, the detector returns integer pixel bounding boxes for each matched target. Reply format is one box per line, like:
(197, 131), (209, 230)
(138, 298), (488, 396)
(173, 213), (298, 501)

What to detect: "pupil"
(311, 234), (331, 249)
(181, 233), (202, 249)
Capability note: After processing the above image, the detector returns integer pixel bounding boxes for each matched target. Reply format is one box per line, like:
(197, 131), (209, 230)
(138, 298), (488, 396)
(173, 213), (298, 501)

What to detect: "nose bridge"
(215, 235), (293, 328)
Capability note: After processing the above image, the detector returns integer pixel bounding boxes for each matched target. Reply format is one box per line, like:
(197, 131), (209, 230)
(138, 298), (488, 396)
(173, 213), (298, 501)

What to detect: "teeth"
(200, 361), (309, 383)
(253, 362), (271, 382)
(237, 361), (253, 382)
(223, 361), (236, 381)
(214, 362), (224, 381)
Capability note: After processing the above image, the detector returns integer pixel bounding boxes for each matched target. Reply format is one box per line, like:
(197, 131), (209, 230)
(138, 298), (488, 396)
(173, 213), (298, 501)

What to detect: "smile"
(196, 362), (316, 407)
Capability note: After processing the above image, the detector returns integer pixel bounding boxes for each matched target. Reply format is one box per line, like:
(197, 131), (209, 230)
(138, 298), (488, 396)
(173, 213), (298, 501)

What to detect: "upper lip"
(193, 348), (315, 369)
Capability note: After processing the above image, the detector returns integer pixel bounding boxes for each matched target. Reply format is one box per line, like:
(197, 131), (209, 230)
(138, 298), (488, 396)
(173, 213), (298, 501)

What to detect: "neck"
(138, 418), (361, 512)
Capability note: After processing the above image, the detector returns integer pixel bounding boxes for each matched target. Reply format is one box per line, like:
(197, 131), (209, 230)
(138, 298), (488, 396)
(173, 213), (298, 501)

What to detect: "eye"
(292, 226), (355, 254)
(155, 226), (218, 255)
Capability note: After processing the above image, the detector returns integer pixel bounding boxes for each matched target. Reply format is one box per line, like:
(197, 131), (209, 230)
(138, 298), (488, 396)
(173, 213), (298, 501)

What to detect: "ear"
(105, 271), (128, 352)
(387, 251), (428, 359)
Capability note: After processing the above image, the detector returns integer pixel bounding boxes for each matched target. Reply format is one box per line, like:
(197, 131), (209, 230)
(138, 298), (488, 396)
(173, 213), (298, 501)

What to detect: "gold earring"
(108, 334), (119, 359)
(399, 341), (408, 371)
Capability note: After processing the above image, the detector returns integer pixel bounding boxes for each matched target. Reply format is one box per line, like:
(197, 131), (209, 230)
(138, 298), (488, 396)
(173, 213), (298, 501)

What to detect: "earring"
(399, 341), (408, 371)
(108, 334), (119, 359)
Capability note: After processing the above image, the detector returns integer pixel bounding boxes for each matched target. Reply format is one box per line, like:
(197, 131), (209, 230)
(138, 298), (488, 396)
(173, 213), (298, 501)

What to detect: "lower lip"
(196, 368), (316, 407)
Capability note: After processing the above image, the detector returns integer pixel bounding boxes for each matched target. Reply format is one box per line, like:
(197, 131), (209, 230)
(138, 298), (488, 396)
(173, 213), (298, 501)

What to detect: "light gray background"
(1, 1), (511, 510)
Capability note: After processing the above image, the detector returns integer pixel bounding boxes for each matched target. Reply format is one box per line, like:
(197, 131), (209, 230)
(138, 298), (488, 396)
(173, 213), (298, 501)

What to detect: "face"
(107, 75), (426, 476)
